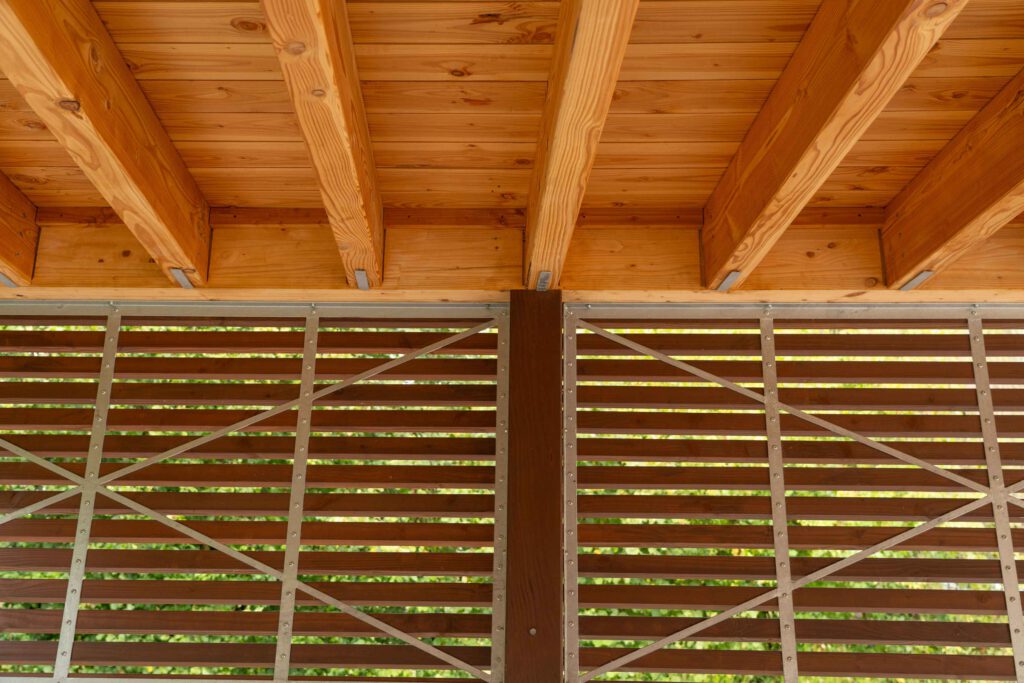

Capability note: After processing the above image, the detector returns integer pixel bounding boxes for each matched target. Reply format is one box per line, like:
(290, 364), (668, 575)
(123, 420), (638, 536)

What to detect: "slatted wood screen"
(0, 304), (508, 682)
(565, 306), (1024, 682)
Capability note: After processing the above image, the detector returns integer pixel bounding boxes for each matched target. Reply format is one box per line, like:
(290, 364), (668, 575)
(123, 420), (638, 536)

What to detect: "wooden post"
(505, 290), (564, 681)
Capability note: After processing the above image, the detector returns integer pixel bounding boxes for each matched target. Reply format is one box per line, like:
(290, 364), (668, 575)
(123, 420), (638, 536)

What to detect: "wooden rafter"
(882, 66), (1024, 289)
(700, 0), (966, 291)
(0, 0), (210, 286)
(261, 0), (384, 288)
(523, 0), (639, 290)
(0, 172), (38, 286)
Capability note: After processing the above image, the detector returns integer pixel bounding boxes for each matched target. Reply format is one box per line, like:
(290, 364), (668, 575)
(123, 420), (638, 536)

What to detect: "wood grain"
(506, 290), (563, 682)
(882, 65), (1024, 287)
(0, 172), (38, 285)
(0, 0), (211, 284)
(701, 0), (965, 290)
(524, 0), (639, 288)
(261, 0), (384, 285)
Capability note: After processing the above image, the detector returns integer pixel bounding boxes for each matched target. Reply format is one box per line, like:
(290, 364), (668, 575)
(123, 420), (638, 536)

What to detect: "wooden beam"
(0, 0), (210, 286)
(701, 0), (966, 290)
(0, 173), (38, 286)
(523, 0), (639, 290)
(260, 0), (384, 287)
(506, 290), (564, 681)
(882, 66), (1024, 288)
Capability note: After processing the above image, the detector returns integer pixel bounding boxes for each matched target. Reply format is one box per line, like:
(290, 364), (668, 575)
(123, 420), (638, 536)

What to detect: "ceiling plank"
(260, 0), (384, 287)
(881, 66), (1024, 288)
(0, 172), (38, 286)
(523, 0), (639, 289)
(0, 0), (210, 286)
(700, 0), (966, 291)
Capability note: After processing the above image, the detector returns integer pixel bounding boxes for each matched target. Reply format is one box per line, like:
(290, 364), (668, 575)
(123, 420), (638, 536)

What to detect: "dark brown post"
(505, 289), (564, 681)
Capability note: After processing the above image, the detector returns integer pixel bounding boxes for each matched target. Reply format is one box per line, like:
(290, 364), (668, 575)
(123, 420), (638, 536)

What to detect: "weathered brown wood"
(882, 66), (1024, 287)
(524, 0), (638, 288)
(0, 0), (210, 285)
(701, 0), (965, 290)
(260, 0), (384, 286)
(506, 290), (563, 681)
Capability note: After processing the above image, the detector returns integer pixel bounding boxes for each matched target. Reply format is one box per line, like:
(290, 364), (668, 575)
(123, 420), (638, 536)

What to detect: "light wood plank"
(0, 0), (211, 285)
(378, 169), (531, 209)
(927, 226), (1024, 290)
(348, 1), (558, 45)
(95, 1), (272, 43)
(383, 227), (522, 290)
(524, 0), (639, 288)
(701, 0), (965, 290)
(210, 223), (347, 288)
(189, 167), (321, 207)
(882, 66), (1024, 288)
(261, 0), (384, 286)
(0, 172), (38, 285)
(372, 142), (536, 170)
(3, 167), (108, 207)
(31, 224), (171, 288)
(362, 81), (547, 114)
(561, 227), (701, 290)
(743, 226), (885, 291)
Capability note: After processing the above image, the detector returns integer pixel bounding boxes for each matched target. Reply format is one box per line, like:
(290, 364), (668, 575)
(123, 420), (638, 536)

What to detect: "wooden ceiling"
(0, 0), (1022, 301)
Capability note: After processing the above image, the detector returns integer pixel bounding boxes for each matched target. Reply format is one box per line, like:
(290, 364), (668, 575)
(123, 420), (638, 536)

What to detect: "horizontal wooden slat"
(4, 461), (1019, 492)
(0, 547), (492, 577)
(1, 433), (495, 460)
(0, 432), (1015, 466)
(0, 640), (490, 669)
(2, 608), (1009, 647)
(0, 356), (497, 379)
(577, 648), (1013, 679)
(1, 405), (1015, 437)
(0, 518), (495, 547)
(0, 407), (497, 433)
(4, 490), (1008, 523)
(579, 553), (1015, 584)
(0, 381), (496, 407)
(0, 491), (493, 517)
(10, 328), (1016, 356)
(575, 411), (1005, 438)
(0, 579), (1004, 613)
(0, 578), (491, 607)
(2, 517), (1015, 552)
(576, 435), (1024, 466)
(7, 355), (1024, 383)
(0, 547), (1013, 584)
(576, 465), (1018, 492)
(0, 462), (494, 487)
(0, 641), (1012, 678)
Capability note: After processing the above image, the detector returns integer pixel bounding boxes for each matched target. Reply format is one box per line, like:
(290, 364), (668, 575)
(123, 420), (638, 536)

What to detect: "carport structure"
(1, 0), (1024, 681)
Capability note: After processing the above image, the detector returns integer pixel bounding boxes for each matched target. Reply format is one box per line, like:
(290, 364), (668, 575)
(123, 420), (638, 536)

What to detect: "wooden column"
(506, 290), (564, 681)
